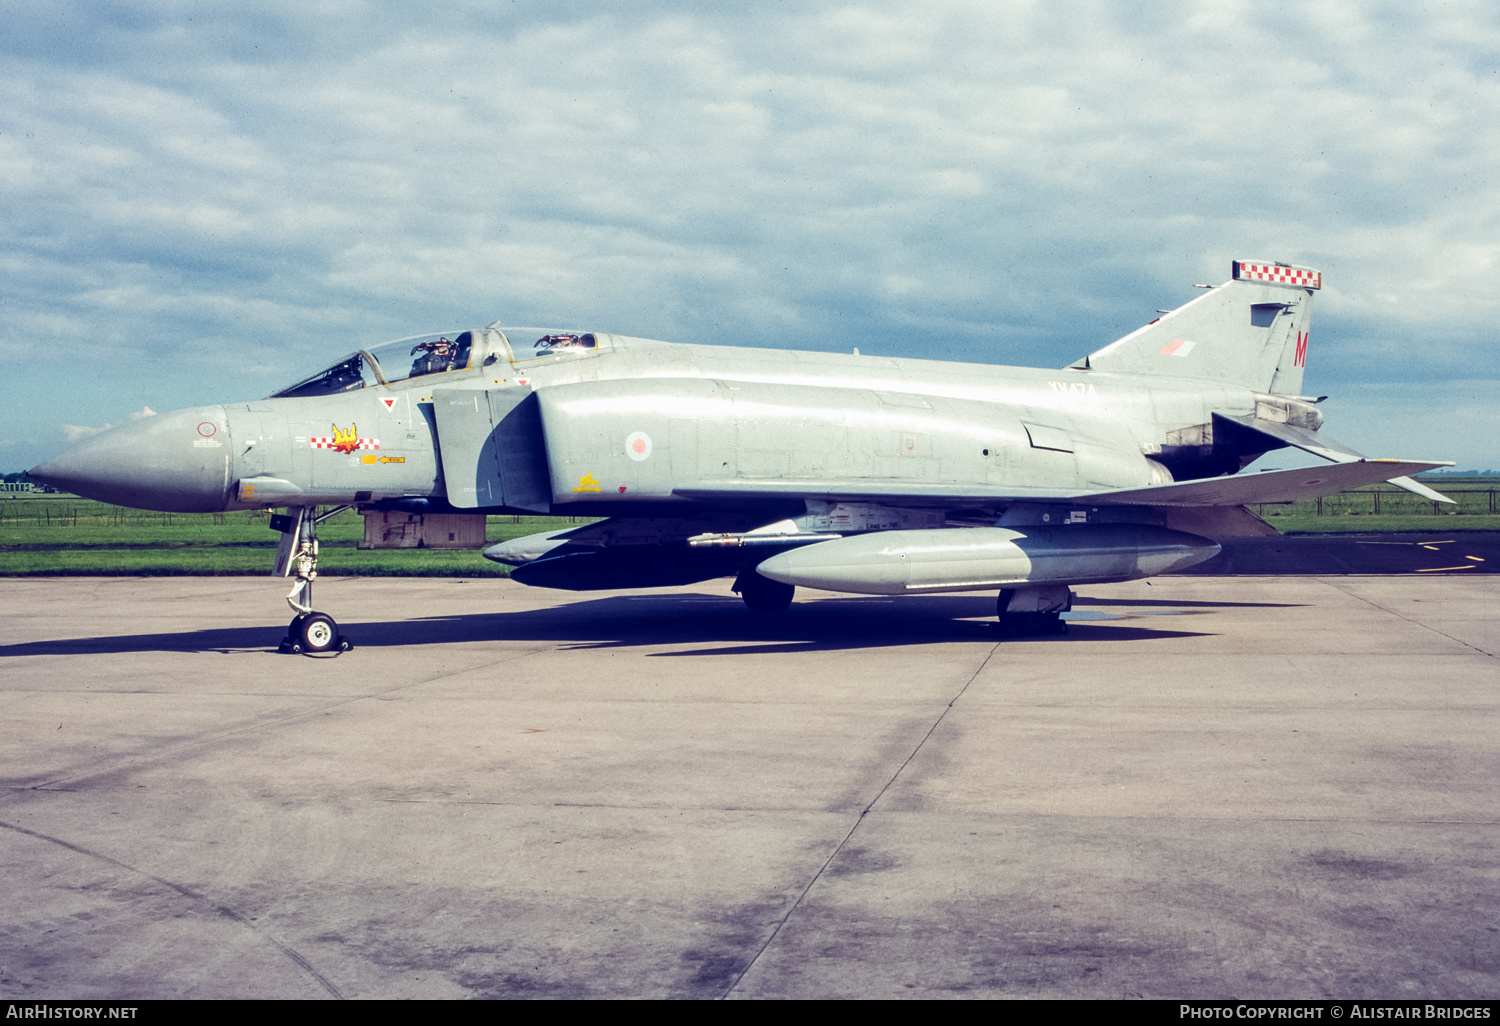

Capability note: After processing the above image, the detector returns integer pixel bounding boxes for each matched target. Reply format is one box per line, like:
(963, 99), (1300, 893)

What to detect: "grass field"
(2, 479), (1497, 576)
(0, 496), (589, 576)
(1248, 477), (1500, 533)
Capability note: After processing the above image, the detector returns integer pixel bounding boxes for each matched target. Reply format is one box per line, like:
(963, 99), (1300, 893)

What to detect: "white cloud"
(60, 406), (156, 442)
(60, 423), (107, 442)
(2, 1), (1498, 468)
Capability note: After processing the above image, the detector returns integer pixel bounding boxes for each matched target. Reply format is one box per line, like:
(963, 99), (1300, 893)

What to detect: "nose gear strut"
(273, 505), (354, 655)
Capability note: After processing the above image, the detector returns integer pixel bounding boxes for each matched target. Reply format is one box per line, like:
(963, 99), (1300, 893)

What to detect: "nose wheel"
(280, 611), (350, 655)
(273, 506), (354, 655)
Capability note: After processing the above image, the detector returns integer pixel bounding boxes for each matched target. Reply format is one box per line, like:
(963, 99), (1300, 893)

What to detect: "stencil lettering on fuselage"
(1047, 381), (1100, 403)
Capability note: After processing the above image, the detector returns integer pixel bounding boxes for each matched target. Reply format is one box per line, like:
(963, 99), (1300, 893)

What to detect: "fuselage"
(32, 326), (1266, 515)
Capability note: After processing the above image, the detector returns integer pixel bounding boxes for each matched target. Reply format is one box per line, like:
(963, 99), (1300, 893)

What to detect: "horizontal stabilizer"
(1078, 459), (1451, 507)
(1382, 475), (1453, 504)
(1219, 414), (1361, 462)
(1221, 414), (1455, 503)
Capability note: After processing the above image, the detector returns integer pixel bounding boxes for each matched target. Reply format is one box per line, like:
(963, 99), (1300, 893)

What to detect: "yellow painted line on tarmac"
(1361, 540), (1456, 547)
(1416, 565), (1477, 572)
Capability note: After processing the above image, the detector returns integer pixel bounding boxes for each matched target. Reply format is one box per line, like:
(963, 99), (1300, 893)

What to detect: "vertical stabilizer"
(1076, 260), (1319, 395)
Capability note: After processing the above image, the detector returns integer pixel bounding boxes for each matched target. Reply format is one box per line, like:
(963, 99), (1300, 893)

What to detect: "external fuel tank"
(754, 524), (1220, 595)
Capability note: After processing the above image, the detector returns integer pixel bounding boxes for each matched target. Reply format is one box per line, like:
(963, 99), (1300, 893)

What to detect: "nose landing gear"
(273, 506), (354, 655)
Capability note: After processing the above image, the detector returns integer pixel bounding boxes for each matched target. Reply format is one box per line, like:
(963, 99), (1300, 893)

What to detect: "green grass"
(0, 496), (591, 576)
(1263, 514), (1500, 534)
(1253, 479), (1500, 534)
(0, 546), (504, 577)
(3, 481), (1497, 576)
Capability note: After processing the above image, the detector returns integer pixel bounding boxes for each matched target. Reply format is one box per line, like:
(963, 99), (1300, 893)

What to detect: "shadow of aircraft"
(0, 591), (1216, 659)
(1073, 595), (1307, 609)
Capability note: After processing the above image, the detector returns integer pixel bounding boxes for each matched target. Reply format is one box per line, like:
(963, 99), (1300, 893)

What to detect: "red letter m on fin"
(1294, 331), (1308, 368)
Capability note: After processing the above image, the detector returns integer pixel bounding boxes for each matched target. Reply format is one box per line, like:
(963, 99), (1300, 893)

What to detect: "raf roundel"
(625, 431), (652, 462)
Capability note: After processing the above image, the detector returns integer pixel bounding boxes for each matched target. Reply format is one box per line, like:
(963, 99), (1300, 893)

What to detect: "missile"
(754, 524), (1220, 595)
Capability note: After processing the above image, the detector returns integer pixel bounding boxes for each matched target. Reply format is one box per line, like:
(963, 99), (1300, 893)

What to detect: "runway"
(2, 573), (1498, 999)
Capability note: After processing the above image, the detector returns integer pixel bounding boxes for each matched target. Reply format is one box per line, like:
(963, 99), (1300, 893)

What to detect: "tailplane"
(1075, 260), (1319, 395)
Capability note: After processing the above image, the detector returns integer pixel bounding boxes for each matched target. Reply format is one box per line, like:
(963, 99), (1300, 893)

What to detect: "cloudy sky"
(4, 0), (1498, 471)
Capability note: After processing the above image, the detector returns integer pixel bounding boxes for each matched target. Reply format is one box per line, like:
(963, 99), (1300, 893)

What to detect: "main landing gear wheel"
(997, 610), (1068, 637)
(996, 588), (1071, 637)
(736, 570), (795, 614)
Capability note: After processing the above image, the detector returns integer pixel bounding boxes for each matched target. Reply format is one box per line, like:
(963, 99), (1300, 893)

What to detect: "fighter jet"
(30, 260), (1451, 653)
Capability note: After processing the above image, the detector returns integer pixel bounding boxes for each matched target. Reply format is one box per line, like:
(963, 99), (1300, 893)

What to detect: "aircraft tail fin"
(1075, 261), (1319, 395)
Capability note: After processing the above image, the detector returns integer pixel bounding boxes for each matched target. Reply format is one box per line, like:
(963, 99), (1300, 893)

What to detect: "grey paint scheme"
(29, 262), (1452, 599)
(228, 389), (445, 508)
(432, 386), (550, 511)
(431, 340), (1243, 514)
(755, 525), (1220, 595)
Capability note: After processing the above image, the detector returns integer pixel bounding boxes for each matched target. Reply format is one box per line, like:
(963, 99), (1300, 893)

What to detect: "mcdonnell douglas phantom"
(30, 260), (1451, 653)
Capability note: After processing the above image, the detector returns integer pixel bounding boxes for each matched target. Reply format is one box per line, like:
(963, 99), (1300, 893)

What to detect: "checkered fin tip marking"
(1233, 261), (1322, 289)
(310, 437), (380, 449)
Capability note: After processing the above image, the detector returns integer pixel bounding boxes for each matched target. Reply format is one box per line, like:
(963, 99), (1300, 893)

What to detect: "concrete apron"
(1, 574), (1497, 999)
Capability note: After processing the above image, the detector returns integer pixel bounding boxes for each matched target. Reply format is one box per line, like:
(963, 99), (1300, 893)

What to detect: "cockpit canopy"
(270, 327), (607, 399)
(272, 331), (476, 399)
(524, 331), (599, 355)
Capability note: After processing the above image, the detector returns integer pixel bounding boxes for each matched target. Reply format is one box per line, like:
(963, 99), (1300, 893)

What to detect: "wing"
(675, 458), (1450, 509)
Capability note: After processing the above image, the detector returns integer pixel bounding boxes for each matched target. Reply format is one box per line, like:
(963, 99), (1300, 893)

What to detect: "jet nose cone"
(30, 406), (233, 512)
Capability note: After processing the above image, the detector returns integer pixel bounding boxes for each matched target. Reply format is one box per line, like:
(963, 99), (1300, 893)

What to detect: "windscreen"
(271, 352), (378, 399)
